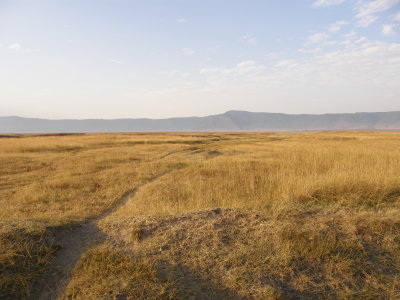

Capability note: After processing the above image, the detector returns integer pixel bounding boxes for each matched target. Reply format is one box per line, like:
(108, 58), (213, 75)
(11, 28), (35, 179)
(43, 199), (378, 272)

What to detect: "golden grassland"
(0, 132), (399, 299)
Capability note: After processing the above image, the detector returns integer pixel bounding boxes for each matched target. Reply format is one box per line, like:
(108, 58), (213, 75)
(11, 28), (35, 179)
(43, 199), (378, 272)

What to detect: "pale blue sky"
(1, 0), (399, 119)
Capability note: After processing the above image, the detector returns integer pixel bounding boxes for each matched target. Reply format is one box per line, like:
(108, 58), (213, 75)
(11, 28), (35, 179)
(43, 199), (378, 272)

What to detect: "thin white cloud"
(182, 48), (195, 56)
(235, 61), (265, 73)
(329, 20), (349, 32)
(176, 18), (187, 23)
(264, 52), (285, 59)
(315, 0), (400, 28)
(109, 59), (123, 65)
(142, 88), (181, 98)
(355, 36), (368, 43)
(308, 33), (329, 43)
(392, 11), (400, 22)
(312, 0), (347, 7)
(355, 0), (400, 27)
(290, 40), (400, 87)
(298, 47), (322, 54)
(159, 70), (190, 77)
(206, 46), (221, 53)
(344, 30), (358, 39)
(200, 61), (266, 90)
(382, 23), (398, 35)
(6, 43), (37, 53)
(240, 34), (257, 45)
(199, 39), (400, 91)
(275, 60), (298, 68)
(357, 15), (378, 27)
(8, 43), (22, 51)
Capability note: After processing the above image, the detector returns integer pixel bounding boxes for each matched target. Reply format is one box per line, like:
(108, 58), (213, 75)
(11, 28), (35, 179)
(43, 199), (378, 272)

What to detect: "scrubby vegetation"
(1, 132), (399, 299)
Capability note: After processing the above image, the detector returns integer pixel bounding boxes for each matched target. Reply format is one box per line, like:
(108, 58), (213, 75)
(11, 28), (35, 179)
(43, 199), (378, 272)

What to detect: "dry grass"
(0, 222), (57, 299)
(0, 133), (203, 223)
(98, 208), (399, 299)
(109, 132), (400, 217)
(0, 133), (206, 298)
(1, 132), (400, 299)
(62, 246), (178, 300)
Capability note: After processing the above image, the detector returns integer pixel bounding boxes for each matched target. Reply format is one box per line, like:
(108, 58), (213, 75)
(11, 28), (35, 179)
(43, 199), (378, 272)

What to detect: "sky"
(0, 0), (399, 119)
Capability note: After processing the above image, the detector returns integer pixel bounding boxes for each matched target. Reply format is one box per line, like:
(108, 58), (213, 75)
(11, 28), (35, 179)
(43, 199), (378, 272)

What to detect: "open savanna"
(1, 132), (399, 299)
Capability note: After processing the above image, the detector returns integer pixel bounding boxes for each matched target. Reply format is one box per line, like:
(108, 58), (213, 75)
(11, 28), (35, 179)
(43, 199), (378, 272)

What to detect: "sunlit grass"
(1, 131), (399, 299)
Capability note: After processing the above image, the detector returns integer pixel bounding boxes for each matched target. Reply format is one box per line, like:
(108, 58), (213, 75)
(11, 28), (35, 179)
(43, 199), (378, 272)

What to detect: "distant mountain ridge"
(1, 110), (400, 133)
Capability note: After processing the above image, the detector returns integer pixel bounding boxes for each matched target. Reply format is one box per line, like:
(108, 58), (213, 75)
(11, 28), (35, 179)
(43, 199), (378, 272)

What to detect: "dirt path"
(30, 188), (137, 300)
(30, 150), (208, 300)
(30, 172), (168, 300)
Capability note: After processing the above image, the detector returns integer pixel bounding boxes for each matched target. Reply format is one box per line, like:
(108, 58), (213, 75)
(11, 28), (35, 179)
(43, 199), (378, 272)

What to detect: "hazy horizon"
(1, 0), (400, 119)
(3, 109), (400, 121)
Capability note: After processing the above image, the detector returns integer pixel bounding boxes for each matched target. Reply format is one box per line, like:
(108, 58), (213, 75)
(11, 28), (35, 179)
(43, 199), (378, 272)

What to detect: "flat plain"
(1, 132), (399, 299)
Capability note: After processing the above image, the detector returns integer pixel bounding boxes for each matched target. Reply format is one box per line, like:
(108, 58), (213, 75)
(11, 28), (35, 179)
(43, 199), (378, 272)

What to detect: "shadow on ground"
(159, 262), (245, 300)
